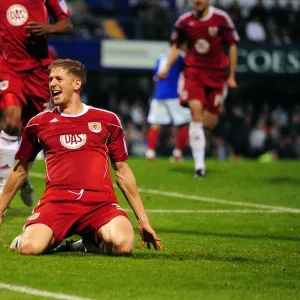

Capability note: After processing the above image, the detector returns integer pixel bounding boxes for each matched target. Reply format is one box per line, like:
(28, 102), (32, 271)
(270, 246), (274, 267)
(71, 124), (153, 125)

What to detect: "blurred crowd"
(106, 97), (300, 160)
(216, 103), (300, 160)
(63, 0), (300, 161)
(65, 0), (300, 44)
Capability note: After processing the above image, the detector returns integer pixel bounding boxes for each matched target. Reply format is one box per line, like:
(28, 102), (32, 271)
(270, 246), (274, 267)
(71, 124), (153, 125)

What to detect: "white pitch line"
(129, 209), (291, 214)
(0, 283), (94, 300)
(29, 172), (300, 214)
(30, 172), (45, 179)
(137, 188), (300, 213)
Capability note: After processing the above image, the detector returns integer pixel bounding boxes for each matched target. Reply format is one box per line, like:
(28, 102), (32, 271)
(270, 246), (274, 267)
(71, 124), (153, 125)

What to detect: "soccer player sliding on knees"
(0, 59), (161, 255)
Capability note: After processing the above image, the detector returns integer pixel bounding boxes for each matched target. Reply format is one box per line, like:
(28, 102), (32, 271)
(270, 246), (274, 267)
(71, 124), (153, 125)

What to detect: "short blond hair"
(48, 59), (87, 85)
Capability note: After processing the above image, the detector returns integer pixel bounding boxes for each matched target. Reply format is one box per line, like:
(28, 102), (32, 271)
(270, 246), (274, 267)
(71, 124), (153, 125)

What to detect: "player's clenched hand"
(25, 22), (53, 36)
(227, 76), (238, 88)
(157, 69), (168, 80)
(139, 222), (162, 250)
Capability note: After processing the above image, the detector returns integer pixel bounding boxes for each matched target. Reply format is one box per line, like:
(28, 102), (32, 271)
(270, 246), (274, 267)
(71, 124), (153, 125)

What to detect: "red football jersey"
(0, 0), (70, 71)
(15, 105), (129, 197)
(171, 6), (239, 70)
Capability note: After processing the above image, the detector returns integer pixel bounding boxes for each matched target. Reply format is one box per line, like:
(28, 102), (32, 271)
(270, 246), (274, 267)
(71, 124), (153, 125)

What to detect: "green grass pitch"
(0, 158), (300, 299)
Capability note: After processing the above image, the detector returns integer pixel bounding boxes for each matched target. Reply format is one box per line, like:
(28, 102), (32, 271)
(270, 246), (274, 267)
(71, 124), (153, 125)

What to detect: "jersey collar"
(193, 6), (214, 22)
(58, 103), (89, 117)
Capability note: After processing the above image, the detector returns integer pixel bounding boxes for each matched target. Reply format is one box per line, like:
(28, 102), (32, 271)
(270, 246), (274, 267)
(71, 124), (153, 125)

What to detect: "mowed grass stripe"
(0, 283), (94, 300)
(1, 160), (299, 300)
(30, 172), (300, 213)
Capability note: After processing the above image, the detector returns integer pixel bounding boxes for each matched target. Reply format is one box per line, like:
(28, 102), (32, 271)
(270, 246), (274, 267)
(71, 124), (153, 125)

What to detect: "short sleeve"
(46, 0), (71, 21)
(157, 55), (168, 73)
(171, 18), (186, 47)
(221, 13), (240, 45)
(108, 115), (129, 162)
(15, 121), (42, 162)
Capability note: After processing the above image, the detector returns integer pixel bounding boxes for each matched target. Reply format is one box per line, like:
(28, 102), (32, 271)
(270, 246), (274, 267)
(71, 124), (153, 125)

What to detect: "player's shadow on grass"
(169, 166), (221, 175)
(266, 176), (300, 185)
(157, 228), (300, 242)
(131, 252), (269, 264)
(53, 251), (268, 264)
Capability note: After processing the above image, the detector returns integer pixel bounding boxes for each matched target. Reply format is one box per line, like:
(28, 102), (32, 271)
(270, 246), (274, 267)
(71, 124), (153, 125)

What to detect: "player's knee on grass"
(112, 233), (134, 255)
(19, 224), (55, 255)
(19, 237), (47, 255)
(98, 216), (135, 255)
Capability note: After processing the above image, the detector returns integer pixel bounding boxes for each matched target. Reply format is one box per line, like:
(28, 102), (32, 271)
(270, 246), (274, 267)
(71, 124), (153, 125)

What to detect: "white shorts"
(147, 98), (191, 126)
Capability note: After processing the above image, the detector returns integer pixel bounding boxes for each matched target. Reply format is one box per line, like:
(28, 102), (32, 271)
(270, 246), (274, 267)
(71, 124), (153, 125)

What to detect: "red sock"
(147, 128), (160, 150)
(175, 125), (189, 151)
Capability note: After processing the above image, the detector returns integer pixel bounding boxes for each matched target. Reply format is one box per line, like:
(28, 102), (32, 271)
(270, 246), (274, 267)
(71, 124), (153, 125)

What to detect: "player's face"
(49, 68), (79, 105)
(192, 0), (209, 12)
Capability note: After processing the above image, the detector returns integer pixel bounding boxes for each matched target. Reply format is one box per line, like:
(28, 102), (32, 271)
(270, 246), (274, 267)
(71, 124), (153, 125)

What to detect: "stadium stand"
(61, 0), (300, 160)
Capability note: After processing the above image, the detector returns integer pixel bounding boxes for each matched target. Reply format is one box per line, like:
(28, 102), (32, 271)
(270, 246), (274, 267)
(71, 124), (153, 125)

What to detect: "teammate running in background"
(0, 0), (71, 205)
(0, 59), (161, 255)
(146, 45), (191, 162)
(158, 0), (239, 178)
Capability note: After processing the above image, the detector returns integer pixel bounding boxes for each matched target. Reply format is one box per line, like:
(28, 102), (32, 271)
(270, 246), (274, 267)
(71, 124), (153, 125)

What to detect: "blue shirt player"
(146, 48), (191, 162)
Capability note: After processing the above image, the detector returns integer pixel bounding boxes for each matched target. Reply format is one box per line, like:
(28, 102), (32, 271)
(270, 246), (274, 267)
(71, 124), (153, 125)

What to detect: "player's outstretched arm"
(113, 161), (162, 250)
(157, 44), (181, 79)
(227, 44), (238, 88)
(25, 18), (72, 36)
(0, 161), (30, 229)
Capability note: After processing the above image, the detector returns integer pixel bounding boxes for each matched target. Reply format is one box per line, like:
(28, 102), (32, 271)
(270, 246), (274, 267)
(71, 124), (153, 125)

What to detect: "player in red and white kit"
(0, 59), (161, 255)
(158, 0), (239, 178)
(0, 0), (71, 206)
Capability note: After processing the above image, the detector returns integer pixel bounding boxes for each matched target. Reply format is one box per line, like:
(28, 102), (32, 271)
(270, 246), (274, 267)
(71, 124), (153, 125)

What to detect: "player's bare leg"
(188, 100), (206, 178)
(0, 95), (34, 206)
(19, 179), (35, 206)
(11, 224), (55, 255)
(54, 216), (134, 255)
(203, 110), (219, 155)
(98, 215), (134, 255)
(146, 124), (161, 161)
(0, 98), (21, 195)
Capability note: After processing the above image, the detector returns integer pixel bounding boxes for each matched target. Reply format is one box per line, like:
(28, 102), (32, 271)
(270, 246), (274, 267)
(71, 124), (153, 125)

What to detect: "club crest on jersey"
(88, 122), (101, 133)
(0, 80), (9, 91)
(60, 134), (87, 149)
(208, 26), (218, 37)
(195, 39), (210, 54)
(6, 4), (28, 26)
(28, 212), (40, 221)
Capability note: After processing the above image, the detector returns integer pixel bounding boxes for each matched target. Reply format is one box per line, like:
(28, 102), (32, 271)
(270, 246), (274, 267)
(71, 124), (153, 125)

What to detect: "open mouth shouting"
(51, 90), (62, 100)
